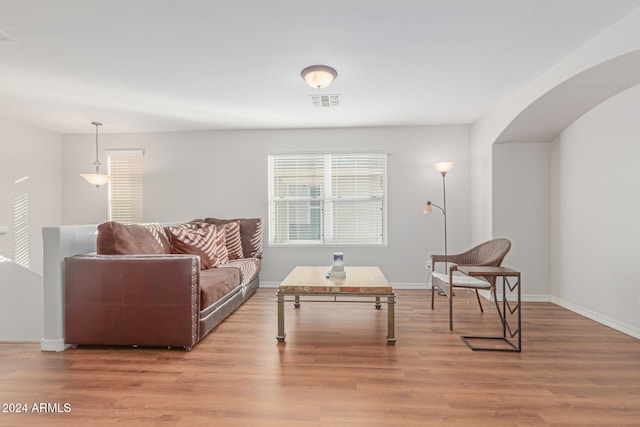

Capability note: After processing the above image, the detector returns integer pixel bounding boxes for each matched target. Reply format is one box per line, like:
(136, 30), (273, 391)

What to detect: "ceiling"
(1, 0), (639, 135)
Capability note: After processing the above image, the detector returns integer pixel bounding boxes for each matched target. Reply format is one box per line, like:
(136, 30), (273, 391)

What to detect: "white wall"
(469, 126), (494, 243)
(0, 118), (61, 274)
(551, 83), (640, 337)
(62, 126), (472, 286)
(470, 8), (640, 244)
(493, 142), (550, 300)
(0, 256), (43, 341)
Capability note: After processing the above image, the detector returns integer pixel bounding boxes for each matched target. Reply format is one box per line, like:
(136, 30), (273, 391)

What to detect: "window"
(268, 153), (387, 246)
(107, 149), (144, 223)
(287, 184), (322, 241)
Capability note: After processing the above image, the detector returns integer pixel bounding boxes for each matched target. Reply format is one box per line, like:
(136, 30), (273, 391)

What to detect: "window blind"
(268, 153), (387, 246)
(107, 149), (144, 224)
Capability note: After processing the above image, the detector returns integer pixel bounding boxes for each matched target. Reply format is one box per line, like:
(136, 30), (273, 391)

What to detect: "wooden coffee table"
(276, 266), (396, 344)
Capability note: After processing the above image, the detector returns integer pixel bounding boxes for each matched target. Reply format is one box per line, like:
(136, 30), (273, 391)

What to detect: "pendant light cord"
(91, 121), (102, 172)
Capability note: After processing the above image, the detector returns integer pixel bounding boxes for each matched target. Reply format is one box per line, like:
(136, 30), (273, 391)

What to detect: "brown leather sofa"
(64, 218), (262, 350)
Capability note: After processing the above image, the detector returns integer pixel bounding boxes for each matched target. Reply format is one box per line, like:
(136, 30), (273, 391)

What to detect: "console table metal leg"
(502, 277), (507, 338)
(517, 276), (522, 350)
(387, 294), (396, 344)
(276, 293), (286, 342)
(460, 271), (521, 352)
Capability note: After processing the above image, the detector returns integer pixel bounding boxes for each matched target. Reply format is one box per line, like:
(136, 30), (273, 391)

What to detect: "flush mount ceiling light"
(301, 65), (337, 89)
(80, 121), (110, 188)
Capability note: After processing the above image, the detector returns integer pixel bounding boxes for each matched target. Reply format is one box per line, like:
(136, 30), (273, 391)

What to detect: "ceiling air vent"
(0, 30), (18, 42)
(310, 94), (340, 107)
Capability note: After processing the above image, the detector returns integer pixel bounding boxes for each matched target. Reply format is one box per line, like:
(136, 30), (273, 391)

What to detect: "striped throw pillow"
(204, 217), (264, 259)
(166, 222), (228, 269)
(97, 221), (171, 255)
(224, 221), (244, 260)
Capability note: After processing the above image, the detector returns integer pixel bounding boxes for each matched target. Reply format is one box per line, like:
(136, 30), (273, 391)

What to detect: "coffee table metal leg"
(277, 293), (286, 342)
(387, 294), (396, 344)
(375, 296), (381, 309)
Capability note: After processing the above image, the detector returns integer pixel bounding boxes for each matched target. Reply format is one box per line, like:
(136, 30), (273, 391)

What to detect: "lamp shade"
(434, 161), (454, 174)
(422, 201), (433, 214)
(80, 173), (110, 187)
(301, 65), (337, 89)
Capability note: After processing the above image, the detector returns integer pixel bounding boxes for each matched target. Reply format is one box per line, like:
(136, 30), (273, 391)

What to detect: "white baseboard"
(260, 282), (280, 288)
(40, 338), (70, 352)
(391, 283), (429, 290)
(477, 289), (550, 303)
(550, 296), (640, 340)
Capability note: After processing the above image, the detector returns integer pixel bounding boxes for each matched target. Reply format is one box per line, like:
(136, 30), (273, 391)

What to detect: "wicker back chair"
(430, 238), (511, 330)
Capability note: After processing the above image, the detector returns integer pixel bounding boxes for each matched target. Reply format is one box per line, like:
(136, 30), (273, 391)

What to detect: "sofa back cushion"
(165, 222), (228, 269)
(97, 222), (171, 255)
(205, 217), (263, 259)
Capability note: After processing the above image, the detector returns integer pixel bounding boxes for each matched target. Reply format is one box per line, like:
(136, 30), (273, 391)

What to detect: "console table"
(457, 266), (521, 352)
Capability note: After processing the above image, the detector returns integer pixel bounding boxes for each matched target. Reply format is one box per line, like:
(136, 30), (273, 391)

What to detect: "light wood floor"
(1, 288), (639, 426)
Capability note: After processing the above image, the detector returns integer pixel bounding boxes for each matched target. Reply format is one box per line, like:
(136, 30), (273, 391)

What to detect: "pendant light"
(80, 121), (110, 188)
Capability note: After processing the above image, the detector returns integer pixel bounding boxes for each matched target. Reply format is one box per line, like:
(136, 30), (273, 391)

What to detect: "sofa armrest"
(64, 254), (201, 349)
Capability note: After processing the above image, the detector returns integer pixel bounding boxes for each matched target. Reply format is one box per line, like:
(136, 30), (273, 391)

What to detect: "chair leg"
(431, 282), (435, 310)
(475, 289), (484, 313)
(449, 292), (453, 331)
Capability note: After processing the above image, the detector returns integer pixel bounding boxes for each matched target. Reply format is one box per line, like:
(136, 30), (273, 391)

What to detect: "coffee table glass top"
(278, 266), (392, 293)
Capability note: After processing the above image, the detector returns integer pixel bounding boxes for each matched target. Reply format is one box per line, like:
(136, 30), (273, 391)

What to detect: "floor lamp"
(422, 161), (454, 296)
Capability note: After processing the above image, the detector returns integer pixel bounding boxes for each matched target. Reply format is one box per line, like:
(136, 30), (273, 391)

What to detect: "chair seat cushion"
(432, 271), (492, 289)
